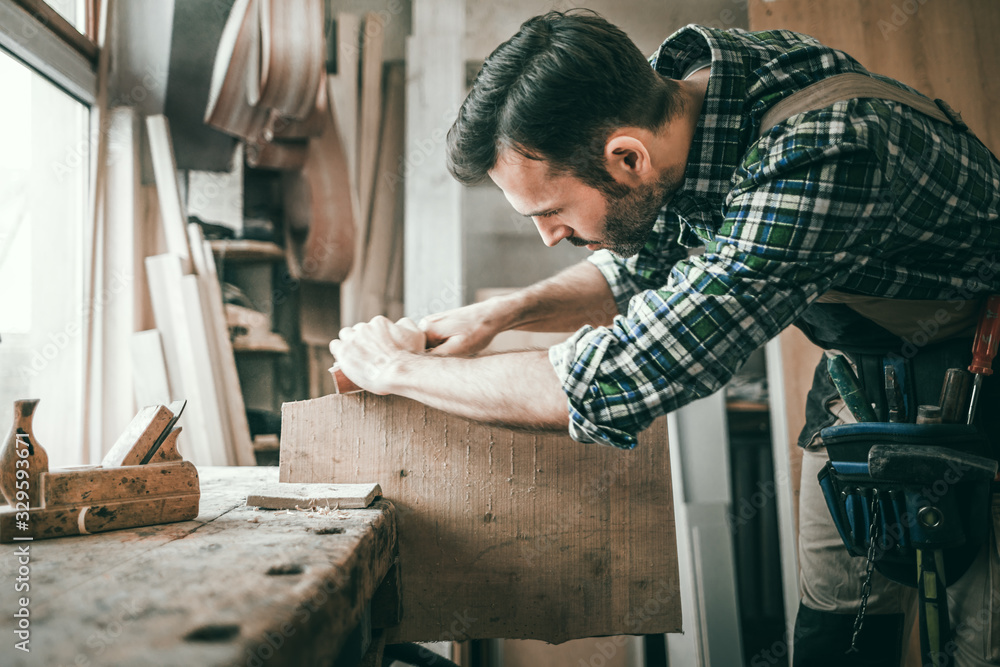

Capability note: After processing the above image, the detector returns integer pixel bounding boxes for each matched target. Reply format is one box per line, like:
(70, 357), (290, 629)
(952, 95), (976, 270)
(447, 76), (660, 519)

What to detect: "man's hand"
(419, 299), (511, 356)
(331, 316), (569, 432)
(329, 317), (426, 394)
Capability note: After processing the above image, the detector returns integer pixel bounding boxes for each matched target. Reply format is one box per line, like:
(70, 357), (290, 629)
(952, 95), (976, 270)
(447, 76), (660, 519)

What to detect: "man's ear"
(605, 132), (652, 185)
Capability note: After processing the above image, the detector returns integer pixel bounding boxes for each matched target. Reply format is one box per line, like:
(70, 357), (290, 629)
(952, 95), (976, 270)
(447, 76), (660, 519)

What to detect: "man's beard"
(570, 170), (683, 258)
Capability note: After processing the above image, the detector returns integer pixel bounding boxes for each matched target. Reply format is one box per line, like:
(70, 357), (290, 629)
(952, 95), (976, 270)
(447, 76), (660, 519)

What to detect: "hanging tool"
(828, 355), (878, 422)
(884, 364), (904, 423)
(967, 295), (1000, 424)
(916, 405), (943, 425)
(939, 368), (972, 424)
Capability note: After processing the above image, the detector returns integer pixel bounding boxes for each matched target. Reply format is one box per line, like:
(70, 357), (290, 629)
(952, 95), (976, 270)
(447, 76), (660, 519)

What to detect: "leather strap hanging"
(758, 71), (968, 137)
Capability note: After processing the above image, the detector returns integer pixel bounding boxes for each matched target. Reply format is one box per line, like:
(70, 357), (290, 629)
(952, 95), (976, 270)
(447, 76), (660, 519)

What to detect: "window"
(0, 22), (90, 462)
(44, 0), (87, 35)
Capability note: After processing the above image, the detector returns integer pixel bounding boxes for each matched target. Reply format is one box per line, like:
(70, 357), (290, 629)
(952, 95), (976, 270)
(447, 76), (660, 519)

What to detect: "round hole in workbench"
(184, 624), (241, 642)
(314, 527), (344, 535)
(266, 563), (305, 575)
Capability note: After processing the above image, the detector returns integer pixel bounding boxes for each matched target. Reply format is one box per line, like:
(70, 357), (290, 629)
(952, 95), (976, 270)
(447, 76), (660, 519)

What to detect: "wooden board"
(358, 61), (405, 322)
(341, 13), (386, 325)
(192, 227), (256, 466)
(146, 115), (193, 273)
(280, 394), (681, 643)
(180, 274), (235, 466)
(0, 467), (397, 666)
(404, 2), (465, 318)
(145, 254), (226, 466)
(247, 482), (381, 510)
(357, 11), (385, 230)
(131, 330), (172, 407)
(328, 14), (360, 183)
(747, 0), (1000, 155)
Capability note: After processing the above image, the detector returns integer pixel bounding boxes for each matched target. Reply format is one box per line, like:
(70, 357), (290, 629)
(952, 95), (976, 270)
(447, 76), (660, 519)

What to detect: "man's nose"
(534, 220), (572, 247)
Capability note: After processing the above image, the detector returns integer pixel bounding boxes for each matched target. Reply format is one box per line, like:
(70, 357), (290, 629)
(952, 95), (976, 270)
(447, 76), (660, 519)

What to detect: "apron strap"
(758, 71), (966, 137)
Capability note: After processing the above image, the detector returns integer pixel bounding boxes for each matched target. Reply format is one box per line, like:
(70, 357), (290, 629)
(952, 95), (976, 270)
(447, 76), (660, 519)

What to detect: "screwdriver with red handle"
(967, 295), (1000, 424)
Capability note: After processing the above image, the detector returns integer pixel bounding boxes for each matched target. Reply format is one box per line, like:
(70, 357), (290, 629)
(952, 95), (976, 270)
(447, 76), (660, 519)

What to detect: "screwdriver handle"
(969, 295), (1000, 376)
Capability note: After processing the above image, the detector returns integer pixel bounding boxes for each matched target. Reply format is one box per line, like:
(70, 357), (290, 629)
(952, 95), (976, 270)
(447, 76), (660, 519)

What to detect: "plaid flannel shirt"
(548, 25), (1000, 449)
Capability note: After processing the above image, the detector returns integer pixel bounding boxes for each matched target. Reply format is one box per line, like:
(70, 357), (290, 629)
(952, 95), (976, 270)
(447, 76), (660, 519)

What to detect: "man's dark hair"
(446, 10), (681, 192)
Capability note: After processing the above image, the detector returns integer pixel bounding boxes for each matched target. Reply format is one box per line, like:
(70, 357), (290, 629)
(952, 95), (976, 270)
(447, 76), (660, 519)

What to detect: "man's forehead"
(489, 150), (566, 214)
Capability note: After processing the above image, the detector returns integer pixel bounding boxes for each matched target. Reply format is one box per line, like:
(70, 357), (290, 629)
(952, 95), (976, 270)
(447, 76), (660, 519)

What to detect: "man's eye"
(537, 210), (558, 218)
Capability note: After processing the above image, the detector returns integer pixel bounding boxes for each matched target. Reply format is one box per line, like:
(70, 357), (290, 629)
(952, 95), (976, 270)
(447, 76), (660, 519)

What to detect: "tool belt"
(818, 422), (997, 587)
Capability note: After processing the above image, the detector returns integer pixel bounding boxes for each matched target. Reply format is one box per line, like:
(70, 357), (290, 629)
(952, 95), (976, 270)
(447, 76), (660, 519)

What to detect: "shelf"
(232, 333), (290, 354)
(210, 240), (285, 263)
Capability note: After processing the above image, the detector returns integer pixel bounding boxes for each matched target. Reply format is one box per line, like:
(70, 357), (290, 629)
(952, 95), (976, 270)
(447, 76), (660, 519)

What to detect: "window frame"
(0, 0), (97, 104)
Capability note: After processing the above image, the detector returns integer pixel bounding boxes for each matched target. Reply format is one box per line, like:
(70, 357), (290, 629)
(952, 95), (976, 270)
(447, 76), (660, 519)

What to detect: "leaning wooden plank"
(198, 231), (256, 466)
(342, 12), (385, 324)
(145, 254), (218, 467)
(246, 482), (381, 509)
(328, 14), (360, 181)
(280, 394), (682, 643)
(131, 330), (172, 408)
(185, 228), (237, 465)
(358, 62), (405, 322)
(357, 11), (385, 228)
(180, 274), (234, 466)
(146, 115), (193, 273)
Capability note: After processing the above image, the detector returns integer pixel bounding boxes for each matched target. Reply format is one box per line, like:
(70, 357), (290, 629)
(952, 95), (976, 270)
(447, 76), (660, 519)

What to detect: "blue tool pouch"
(819, 422), (997, 587)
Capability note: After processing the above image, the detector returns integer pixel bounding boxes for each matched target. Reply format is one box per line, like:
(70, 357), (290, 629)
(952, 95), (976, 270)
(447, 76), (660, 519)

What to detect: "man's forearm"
(495, 260), (618, 333)
(388, 349), (569, 431)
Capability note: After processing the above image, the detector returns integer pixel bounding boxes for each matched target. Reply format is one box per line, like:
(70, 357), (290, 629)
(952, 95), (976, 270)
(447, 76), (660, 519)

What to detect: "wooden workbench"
(0, 467), (398, 667)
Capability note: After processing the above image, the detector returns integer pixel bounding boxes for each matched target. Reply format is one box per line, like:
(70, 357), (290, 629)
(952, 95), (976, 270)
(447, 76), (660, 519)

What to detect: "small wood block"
(0, 493), (200, 542)
(246, 482), (381, 509)
(43, 461), (199, 508)
(101, 405), (174, 467)
(329, 365), (363, 394)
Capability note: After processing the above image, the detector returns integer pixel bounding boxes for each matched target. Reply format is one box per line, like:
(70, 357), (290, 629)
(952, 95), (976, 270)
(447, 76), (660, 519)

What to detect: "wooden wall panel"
(748, 0), (1000, 154)
(280, 394), (681, 643)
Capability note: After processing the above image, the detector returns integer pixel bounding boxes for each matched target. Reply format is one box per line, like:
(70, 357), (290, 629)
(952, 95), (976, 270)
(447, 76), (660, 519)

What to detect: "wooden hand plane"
(0, 399), (200, 543)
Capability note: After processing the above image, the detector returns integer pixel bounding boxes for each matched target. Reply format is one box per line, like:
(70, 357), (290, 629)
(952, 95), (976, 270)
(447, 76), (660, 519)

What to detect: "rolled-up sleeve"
(550, 145), (886, 448)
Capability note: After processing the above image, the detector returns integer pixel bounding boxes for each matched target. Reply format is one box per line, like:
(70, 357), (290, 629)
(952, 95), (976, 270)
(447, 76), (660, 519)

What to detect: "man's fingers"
(396, 317), (420, 332)
(428, 335), (466, 356)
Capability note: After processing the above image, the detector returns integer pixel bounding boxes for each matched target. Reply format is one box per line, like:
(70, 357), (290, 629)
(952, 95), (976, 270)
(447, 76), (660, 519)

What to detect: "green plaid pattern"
(548, 25), (1000, 449)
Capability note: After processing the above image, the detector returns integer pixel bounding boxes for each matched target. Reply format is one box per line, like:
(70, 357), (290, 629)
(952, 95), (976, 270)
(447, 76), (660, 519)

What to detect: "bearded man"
(330, 10), (1000, 665)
